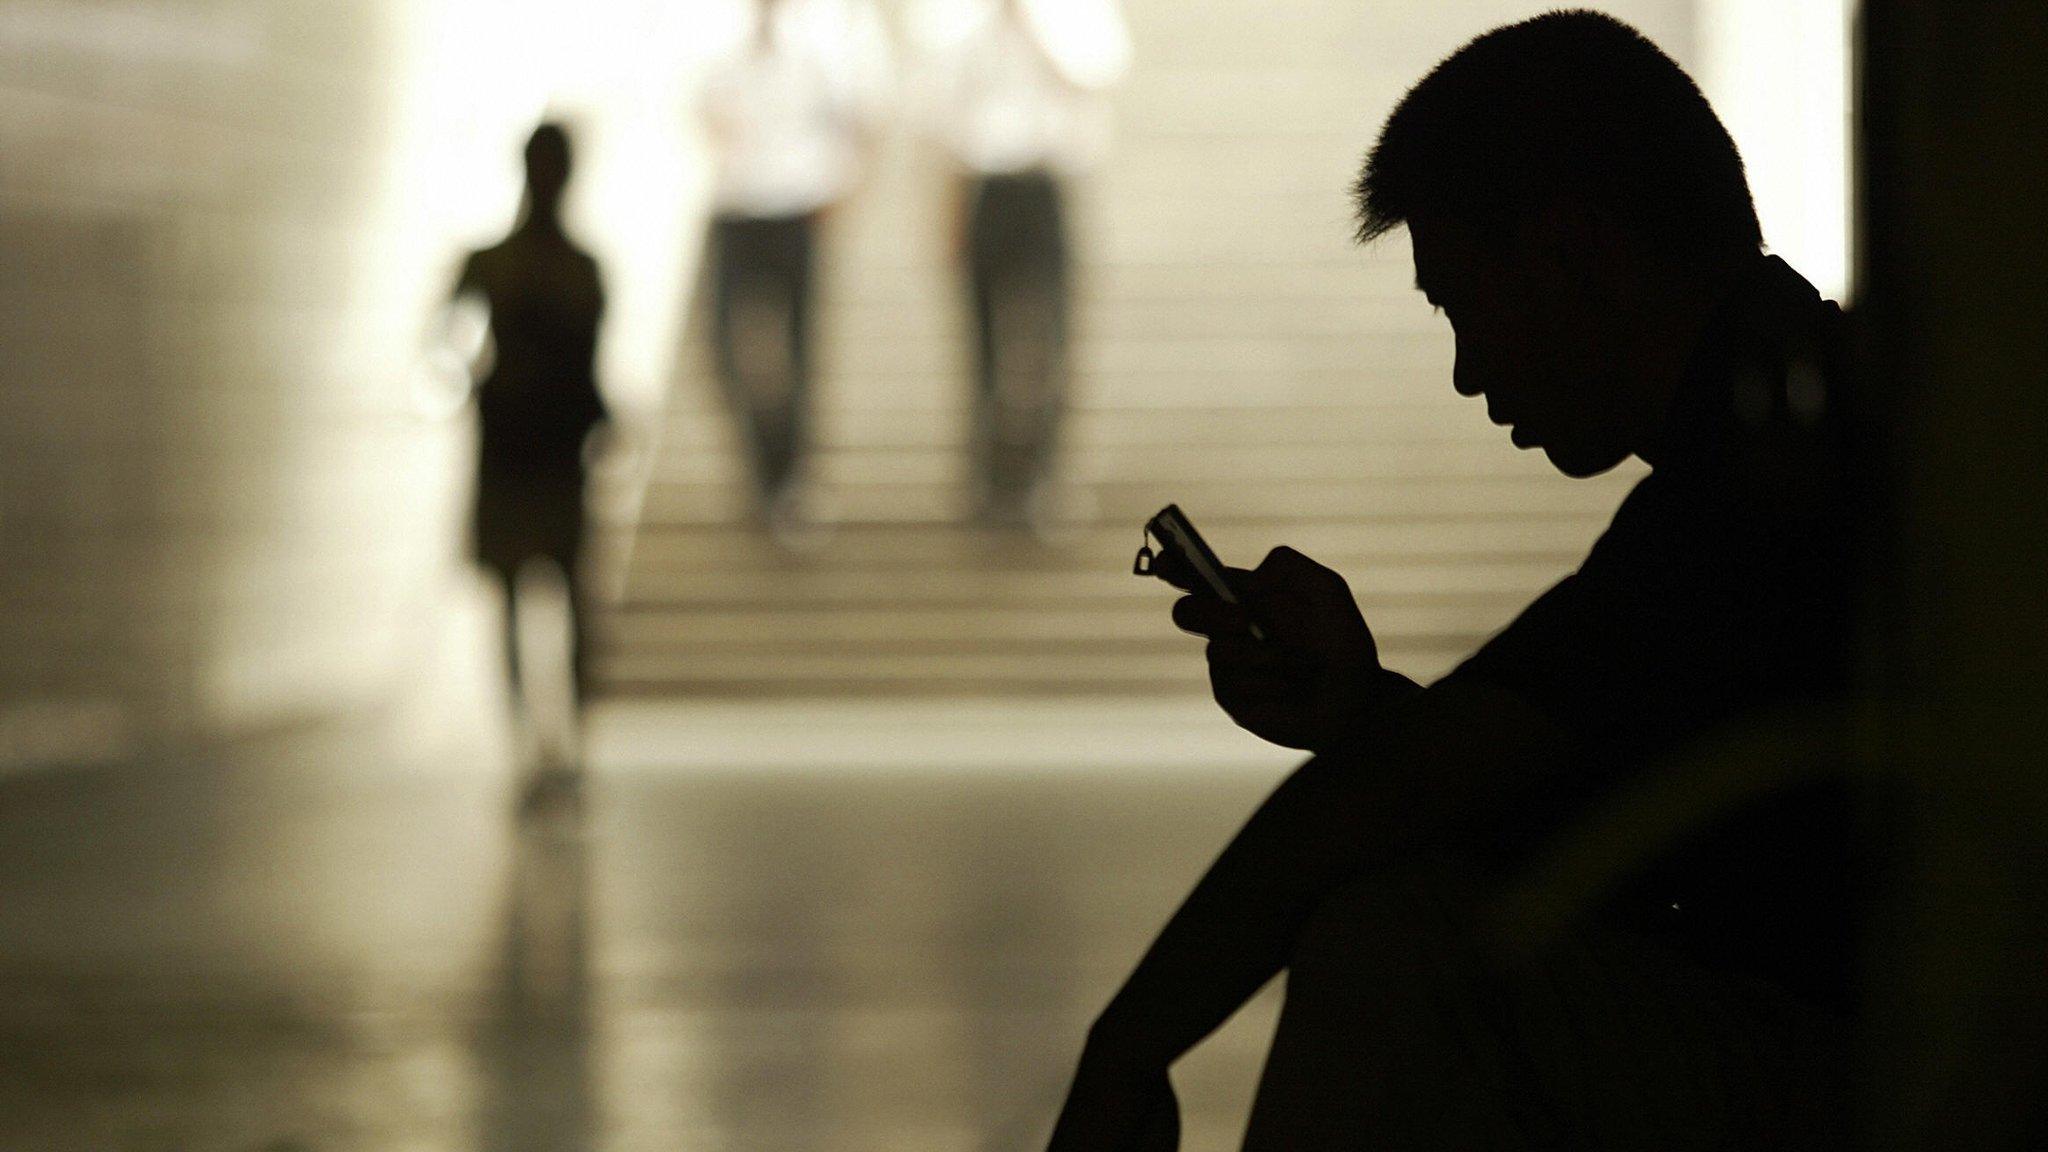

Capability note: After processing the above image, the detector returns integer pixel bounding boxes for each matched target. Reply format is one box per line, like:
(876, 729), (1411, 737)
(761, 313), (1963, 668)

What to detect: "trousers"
(966, 170), (1070, 516)
(710, 211), (818, 502)
(1241, 857), (1853, 1150)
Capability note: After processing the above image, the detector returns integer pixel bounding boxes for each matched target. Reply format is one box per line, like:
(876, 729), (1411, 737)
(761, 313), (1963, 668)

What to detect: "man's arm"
(1048, 676), (1571, 1150)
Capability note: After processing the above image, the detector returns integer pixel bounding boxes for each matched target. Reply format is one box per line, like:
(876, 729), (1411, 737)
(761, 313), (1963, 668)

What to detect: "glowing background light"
(371, 0), (753, 419)
(1700, 0), (1856, 301)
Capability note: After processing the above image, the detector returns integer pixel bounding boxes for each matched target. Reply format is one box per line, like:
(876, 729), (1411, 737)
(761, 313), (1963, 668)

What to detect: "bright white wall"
(1699, 0), (1856, 301)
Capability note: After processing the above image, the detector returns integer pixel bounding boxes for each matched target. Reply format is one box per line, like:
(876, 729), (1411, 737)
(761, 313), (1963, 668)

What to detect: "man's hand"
(1045, 1039), (1179, 1152)
(1170, 547), (1409, 751)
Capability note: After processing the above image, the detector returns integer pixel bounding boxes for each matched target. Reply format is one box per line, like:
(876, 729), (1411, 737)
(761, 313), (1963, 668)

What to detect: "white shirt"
(702, 0), (893, 217)
(908, 0), (1131, 177)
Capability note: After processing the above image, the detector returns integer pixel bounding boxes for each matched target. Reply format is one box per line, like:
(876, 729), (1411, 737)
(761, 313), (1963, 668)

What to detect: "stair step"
(594, 635), (1479, 698)
(602, 604), (1504, 649)
(633, 474), (1633, 527)
(659, 366), (1452, 410)
(644, 440), (1569, 487)
(616, 562), (1562, 607)
(650, 401), (1509, 444)
(621, 519), (1592, 573)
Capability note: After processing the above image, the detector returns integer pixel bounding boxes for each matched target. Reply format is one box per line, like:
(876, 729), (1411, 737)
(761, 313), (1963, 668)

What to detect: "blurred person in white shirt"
(908, 0), (1130, 531)
(700, 0), (892, 542)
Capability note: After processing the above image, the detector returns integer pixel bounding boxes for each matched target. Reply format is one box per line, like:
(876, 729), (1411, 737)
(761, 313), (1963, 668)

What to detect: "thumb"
(1134, 1080), (1180, 1152)
(1254, 545), (1344, 591)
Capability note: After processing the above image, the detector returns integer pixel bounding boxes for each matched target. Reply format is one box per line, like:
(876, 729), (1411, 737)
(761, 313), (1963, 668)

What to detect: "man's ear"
(1526, 196), (1631, 306)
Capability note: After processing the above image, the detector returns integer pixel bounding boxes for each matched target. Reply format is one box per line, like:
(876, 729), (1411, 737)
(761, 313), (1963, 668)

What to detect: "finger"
(1208, 654), (1299, 714)
(1213, 690), (1300, 746)
(1210, 649), (1314, 699)
(1244, 548), (1368, 646)
(1212, 676), (1294, 719)
(1249, 546), (1346, 595)
(1173, 594), (1248, 637)
(1149, 547), (1199, 592)
(1216, 564), (1256, 597)
(1135, 1084), (1181, 1152)
(1205, 630), (1279, 664)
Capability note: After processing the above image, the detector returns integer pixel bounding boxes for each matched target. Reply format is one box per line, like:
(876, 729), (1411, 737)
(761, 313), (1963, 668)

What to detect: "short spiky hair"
(1355, 11), (1760, 254)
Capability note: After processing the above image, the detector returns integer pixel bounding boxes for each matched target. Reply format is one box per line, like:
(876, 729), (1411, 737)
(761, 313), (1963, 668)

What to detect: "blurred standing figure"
(700, 0), (892, 542)
(910, 0), (1130, 531)
(451, 124), (610, 778)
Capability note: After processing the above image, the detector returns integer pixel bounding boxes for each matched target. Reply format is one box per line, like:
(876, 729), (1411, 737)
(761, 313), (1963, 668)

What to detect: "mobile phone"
(1135, 504), (1266, 640)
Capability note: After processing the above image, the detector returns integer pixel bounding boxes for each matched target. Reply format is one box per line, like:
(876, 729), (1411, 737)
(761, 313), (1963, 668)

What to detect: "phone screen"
(1142, 505), (1266, 639)
(1148, 506), (1237, 603)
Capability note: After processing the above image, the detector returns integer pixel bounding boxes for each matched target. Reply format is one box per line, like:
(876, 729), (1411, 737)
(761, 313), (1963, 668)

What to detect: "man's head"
(1356, 11), (1761, 476)
(523, 122), (574, 220)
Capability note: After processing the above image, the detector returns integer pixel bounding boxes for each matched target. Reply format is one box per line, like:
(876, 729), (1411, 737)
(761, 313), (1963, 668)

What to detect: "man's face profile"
(1408, 213), (1643, 478)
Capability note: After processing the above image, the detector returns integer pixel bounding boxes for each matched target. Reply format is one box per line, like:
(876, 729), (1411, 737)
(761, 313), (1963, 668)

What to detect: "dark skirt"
(472, 468), (586, 577)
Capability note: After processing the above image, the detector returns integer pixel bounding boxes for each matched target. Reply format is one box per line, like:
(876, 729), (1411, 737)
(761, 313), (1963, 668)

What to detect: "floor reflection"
(473, 786), (596, 1152)
(701, 791), (836, 1152)
(0, 703), (1293, 1150)
(953, 806), (1081, 1152)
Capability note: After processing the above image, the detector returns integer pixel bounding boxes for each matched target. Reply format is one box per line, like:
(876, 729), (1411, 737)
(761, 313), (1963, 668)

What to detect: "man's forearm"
(1088, 679), (1570, 1068)
(1089, 753), (1386, 1067)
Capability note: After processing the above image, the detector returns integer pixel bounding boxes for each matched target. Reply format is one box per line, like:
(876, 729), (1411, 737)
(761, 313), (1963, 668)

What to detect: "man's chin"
(1542, 442), (1629, 478)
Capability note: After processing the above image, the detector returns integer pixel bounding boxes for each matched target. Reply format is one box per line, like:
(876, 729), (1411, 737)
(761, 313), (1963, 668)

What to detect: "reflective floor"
(0, 603), (1295, 1151)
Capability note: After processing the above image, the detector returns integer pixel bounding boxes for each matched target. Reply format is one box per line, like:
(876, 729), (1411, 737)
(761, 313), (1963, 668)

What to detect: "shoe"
(765, 481), (834, 554)
(518, 760), (583, 816)
(1023, 482), (1093, 545)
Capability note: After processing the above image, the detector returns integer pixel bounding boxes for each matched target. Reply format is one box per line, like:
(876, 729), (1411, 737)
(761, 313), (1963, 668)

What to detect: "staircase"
(595, 0), (1680, 700)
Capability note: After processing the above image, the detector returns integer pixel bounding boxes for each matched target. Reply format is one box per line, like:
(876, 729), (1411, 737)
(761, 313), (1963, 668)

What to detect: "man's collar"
(1653, 255), (1832, 465)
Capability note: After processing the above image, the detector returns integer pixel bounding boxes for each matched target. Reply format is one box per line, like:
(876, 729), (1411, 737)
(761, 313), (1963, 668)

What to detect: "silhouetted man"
(909, 0), (1131, 532)
(453, 124), (610, 780)
(1049, 13), (1863, 1150)
(700, 0), (892, 545)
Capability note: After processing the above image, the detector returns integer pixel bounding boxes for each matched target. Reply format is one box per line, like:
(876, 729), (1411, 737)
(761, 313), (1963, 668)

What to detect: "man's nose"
(1452, 355), (1484, 398)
